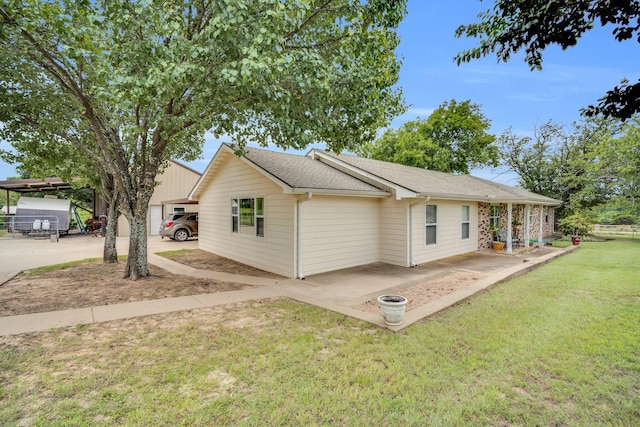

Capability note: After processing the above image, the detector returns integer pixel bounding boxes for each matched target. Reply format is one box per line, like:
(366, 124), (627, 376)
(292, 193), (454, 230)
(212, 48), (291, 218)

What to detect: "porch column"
(524, 204), (530, 248)
(538, 204), (544, 247)
(507, 202), (513, 254)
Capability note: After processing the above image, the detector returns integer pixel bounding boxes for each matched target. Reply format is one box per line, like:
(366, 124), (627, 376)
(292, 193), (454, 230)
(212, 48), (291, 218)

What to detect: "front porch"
(478, 202), (556, 254)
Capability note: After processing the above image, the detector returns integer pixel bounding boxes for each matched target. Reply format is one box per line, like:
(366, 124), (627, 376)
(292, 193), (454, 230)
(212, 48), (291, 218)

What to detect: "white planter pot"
(377, 295), (408, 326)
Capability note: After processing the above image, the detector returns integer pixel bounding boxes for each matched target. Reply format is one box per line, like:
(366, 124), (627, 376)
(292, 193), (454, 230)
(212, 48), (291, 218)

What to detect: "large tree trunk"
(123, 212), (149, 280)
(102, 174), (119, 264)
(103, 200), (119, 263)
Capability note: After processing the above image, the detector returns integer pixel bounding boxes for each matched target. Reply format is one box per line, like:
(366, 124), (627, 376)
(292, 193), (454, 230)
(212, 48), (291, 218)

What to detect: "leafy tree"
(598, 116), (640, 204)
(0, 98), (122, 263)
(454, 0), (640, 119)
(358, 99), (498, 173)
(498, 117), (623, 217)
(589, 196), (640, 224)
(611, 213), (638, 225)
(0, 0), (406, 279)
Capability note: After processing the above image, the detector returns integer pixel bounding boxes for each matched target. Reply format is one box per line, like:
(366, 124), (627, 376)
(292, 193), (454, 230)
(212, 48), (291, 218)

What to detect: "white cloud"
(407, 108), (436, 117)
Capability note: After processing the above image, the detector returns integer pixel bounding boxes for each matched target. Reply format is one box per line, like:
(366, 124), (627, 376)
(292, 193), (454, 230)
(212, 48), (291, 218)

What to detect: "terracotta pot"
(492, 241), (505, 251)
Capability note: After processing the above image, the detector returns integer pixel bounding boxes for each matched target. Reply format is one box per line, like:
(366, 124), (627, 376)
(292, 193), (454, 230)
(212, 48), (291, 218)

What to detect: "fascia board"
(427, 193), (561, 206)
(188, 144), (234, 200)
(189, 144), (294, 200)
(289, 188), (390, 198)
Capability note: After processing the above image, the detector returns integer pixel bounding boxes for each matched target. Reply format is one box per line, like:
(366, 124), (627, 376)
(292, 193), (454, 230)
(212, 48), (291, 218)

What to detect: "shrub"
(558, 212), (590, 237)
(612, 213), (638, 225)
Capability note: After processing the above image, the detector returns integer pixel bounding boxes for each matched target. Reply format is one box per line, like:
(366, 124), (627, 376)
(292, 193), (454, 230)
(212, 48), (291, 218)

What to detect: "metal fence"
(0, 215), (60, 241)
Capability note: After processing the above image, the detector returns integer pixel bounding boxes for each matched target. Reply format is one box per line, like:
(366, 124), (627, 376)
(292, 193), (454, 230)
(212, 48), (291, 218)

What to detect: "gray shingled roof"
(242, 147), (387, 195)
(234, 145), (559, 204)
(325, 152), (560, 204)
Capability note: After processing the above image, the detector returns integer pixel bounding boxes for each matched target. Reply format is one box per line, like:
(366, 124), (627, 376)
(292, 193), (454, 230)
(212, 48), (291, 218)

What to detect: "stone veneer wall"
(478, 203), (555, 250)
(528, 206), (555, 237)
(477, 202), (492, 249)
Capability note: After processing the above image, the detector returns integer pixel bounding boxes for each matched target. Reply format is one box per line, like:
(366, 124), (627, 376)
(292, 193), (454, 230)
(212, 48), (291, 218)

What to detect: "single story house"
(118, 159), (201, 237)
(189, 144), (560, 279)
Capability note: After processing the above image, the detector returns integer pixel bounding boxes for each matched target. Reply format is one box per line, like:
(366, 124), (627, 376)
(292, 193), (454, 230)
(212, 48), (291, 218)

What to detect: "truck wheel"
(174, 229), (189, 242)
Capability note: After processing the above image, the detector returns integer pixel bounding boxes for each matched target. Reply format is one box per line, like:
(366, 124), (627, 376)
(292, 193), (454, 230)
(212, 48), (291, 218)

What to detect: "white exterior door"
(150, 205), (162, 235)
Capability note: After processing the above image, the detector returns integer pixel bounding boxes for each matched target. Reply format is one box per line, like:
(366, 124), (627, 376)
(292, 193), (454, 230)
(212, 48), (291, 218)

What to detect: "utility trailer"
(14, 196), (72, 239)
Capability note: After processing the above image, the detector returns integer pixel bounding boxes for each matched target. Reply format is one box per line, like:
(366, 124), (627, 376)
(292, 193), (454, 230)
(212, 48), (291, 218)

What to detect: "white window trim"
(426, 204), (437, 246)
(529, 206), (534, 227)
(231, 197), (265, 238)
(462, 205), (470, 240)
(490, 204), (500, 229)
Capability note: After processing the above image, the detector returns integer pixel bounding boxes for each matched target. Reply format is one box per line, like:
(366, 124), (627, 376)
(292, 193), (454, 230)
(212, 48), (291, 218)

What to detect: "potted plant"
(512, 219), (522, 231)
(490, 224), (504, 251)
(558, 212), (590, 245)
(377, 295), (408, 325)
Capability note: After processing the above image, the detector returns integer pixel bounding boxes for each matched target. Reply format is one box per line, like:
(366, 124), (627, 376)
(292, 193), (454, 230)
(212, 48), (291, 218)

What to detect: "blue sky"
(1, 1), (638, 185)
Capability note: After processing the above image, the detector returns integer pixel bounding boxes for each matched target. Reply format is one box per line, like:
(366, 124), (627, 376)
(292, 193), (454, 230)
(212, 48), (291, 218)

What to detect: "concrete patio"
(0, 233), (578, 334)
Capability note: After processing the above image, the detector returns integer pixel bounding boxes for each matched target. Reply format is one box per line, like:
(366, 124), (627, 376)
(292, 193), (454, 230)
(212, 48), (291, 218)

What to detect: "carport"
(0, 178), (104, 238)
(1, 178), (73, 208)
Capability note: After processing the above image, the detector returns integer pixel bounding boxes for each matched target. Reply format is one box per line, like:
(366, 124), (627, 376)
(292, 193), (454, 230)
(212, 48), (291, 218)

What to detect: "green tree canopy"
(454, 0), (640, 120)
(596, 116), (640, 204)
(497, 116), (628, 217)
(0, 0), (406, 279)
(357, 99), (498, 174)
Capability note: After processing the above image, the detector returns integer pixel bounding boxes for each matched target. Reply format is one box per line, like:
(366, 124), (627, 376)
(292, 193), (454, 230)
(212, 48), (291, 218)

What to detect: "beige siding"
(300, 196), (380, 276)
(118, 161), (201, 237)
(196, 155), (296, 277)
(411, 200), (479, 264)
(379, 197), (410, 266)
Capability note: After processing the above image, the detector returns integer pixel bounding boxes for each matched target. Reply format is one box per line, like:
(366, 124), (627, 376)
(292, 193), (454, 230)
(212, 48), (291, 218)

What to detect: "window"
(173, 207), (186, 213)
(529, 206), (534, 227)
(231, 199), (239, 233)
(231, 197), (264, 237)
(489, 205), (500, 229)
(462, 206), (470, 240)
(426, 205), (437, 245)
(256, 197), (265, 237)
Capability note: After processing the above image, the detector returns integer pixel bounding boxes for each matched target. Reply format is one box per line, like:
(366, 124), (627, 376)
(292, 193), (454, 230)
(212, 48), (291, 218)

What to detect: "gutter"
(296, 192), (312, 279)
(288, 188), (389, 198)
(419, 192), (560, 206)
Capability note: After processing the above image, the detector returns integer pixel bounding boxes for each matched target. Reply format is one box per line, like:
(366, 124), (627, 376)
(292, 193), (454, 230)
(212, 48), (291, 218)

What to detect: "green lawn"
(1, 239), (639, 426)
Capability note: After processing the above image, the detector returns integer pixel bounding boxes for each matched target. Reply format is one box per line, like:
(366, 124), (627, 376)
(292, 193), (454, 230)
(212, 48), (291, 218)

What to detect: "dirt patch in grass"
(159, 249), (283, 279)
(353, 271), (487, 314)
(0, 258), (255, 317)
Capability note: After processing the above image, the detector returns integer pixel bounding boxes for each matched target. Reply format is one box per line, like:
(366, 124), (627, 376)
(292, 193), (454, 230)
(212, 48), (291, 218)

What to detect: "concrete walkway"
(0, 234), (579, 335)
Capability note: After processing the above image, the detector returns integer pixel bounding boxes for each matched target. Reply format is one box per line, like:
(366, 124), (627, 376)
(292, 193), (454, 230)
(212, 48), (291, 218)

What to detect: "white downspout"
(409, 197), (429, 267)
(296, 193), (312, 279)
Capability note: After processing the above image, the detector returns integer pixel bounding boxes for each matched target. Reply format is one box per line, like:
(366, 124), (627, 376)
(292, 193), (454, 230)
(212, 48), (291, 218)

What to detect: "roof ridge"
(329, 151), (457, 178)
